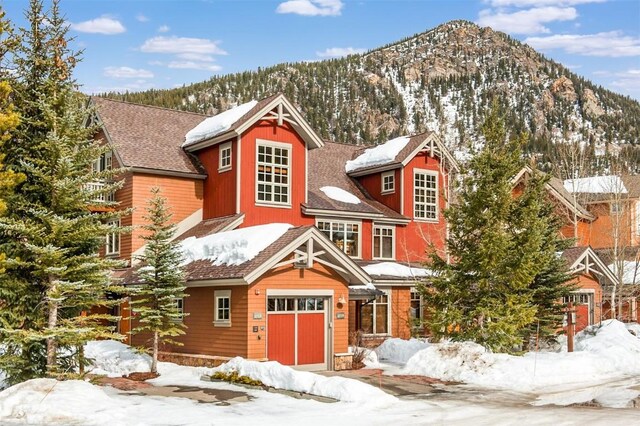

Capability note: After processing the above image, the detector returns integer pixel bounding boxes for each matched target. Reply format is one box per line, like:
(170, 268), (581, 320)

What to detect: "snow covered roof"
(319, 186), (361, 204)
(180, 223), (293, 267)
(563, 176), (628, 195)
(345, 136), (411, 173)
(183, 100), (258, 147)
(361, 261), (432, 280)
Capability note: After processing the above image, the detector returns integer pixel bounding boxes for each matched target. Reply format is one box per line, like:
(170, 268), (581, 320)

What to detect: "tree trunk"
(78, 344), (85, 375)
(151, 330), (158, 374)
(46, 295), (59, 375)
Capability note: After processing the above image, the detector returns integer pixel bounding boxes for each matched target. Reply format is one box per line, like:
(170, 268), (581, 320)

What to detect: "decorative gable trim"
(569, 247), (618, 284)
(401, 133), (459, 172)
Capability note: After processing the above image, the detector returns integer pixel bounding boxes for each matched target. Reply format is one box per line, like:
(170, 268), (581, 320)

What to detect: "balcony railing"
(86, 181), (115, 203)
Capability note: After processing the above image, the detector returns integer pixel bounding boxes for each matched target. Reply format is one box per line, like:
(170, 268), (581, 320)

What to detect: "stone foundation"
(334, 353), (353, 371)
(158, 352), (232, 368)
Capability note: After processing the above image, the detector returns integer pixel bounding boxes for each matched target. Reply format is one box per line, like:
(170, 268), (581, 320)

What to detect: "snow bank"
(345, 136), (410, 172)
(319, 186), (361, 204)
(213, 357), (396, 405)
(375, 338), (429, 364)
(626, 322), (640, 337)
(363, 262), (431, 278)
(84, 340), (151, 377)
(180, 223), (293, 266)
(402, 320), (640, 392)
(563, 176), (627, 194)
(0, 379), (128, 425)
(183, 100), (257, 146)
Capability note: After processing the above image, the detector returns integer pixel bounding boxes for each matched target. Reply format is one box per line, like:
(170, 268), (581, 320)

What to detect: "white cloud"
(316, 47), (366, 58)
(477, 6), (577, 34)
(136, 14), (149, 23)
(167, 61), (222, 72)
(487, 0), (605, 6)
(70, 16), (126, 35)
(177, 53), (215, 62)
(140, 36), (227, 55)
(158, 25), (170, 33)
(103, 66), (154, 79)
(276, 0), (343, 16)
(525, 31), (640, 57)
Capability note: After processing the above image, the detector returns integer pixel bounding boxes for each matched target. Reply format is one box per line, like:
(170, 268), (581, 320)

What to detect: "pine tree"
(130, 187), (187, 374)
(0, 0), (127, 383)
(422, 103), (573, 353)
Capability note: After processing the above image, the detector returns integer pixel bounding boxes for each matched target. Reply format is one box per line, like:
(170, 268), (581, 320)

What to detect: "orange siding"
(587, 202), (632, 249)
(198, 141), (237, 219)
(391, 287), (412, 339)
(129, 173), (203, 257)
(399, 152), (448, 262)
(358, 169), (402, 213)
(572, 274), (603, 326)
(238, 120), (314, 228)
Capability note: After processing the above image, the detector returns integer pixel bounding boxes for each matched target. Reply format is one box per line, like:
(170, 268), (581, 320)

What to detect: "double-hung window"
(214, 290), (231, 326)
(414, 170), (438, 220)
(373, 225), (394, 259)
(360, 291), (389, 335)
(219, 142), (232, 172)
(173, 298), (184, 322)
(381, 171), (395, 194)
(105, 219), (120, 256)
(317, 220), (360, 257)
(256, 142), (290, 205)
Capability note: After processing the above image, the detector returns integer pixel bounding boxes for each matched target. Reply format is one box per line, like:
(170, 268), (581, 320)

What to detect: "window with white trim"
(414, 170), (438, 220)
(360, 291), (389, 335)
(105, 219), (120, 256)
(373, 225), (394, 259)
(219, 142), (232, 171)
(381, 171), (395, 194)
(256, 142), (290, 205)
(410, 290), (422, 321)
(214, 290), (231, 326)
(317, 220), (360, 257)
(173, 298), (184, 321)
(92, 150), (113, 173)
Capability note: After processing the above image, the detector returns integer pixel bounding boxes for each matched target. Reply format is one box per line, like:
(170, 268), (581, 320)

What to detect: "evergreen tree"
(0, 0), (126, 383)
(422, 103), (573, 353)
(130, 188), (187, 374)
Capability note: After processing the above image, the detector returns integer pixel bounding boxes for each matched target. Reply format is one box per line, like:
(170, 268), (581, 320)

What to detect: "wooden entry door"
(267, 297), (327, 369)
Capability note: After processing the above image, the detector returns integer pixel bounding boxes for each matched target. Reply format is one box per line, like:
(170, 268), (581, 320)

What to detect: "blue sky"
(2, 0), (639, 99)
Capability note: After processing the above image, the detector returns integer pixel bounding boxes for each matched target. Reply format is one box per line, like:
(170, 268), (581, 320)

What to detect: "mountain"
(104, 20), (640, 171)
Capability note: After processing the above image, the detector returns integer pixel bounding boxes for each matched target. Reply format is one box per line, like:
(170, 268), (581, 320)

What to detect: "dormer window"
(219, 142), (232, 172)
(381, 171), (395, 194)
(256, 141), (291, 206)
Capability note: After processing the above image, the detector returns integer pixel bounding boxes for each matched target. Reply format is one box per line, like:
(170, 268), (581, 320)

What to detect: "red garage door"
(267, 297), (327, 369)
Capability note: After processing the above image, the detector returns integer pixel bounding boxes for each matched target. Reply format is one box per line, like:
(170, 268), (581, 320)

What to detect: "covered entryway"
(267, 296), (328, 370)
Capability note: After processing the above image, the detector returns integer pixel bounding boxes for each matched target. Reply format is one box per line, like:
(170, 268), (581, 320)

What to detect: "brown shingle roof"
(92, 97), (207, 175)
(175, 214), (244, 241)
(560, 246), (590, 267)
(121, 225), (311, 284)
(306, 141), (407, 220)
(547, 176), (593, 219)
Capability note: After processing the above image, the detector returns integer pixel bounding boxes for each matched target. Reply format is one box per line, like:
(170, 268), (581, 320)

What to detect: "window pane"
(306, 298), (315, 311)
(298, 298), (306, 311)
(382, 234), (393, 258)
(360, 304), (373, 334)
(268, 299), (275, 312)
(316, 298), (324, 310)
(286, 298), (295, 311)
(276, 298), (285, 311)
(376, 304), (388, 334)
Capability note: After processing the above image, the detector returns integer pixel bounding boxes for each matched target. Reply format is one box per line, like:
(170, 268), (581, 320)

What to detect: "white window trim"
(214, 290), (231, 327)
(372, 224), (395, 260)
(413, 168), (439, 222)
(105, 219), (120, 256)
(255, 139), (292, 207)
(218, 142), (232, 172)
(381, 171), (395, 194)
(315, 218), (363, 259)
(172, 298), (185, 323)
(362, 289), (391, 336)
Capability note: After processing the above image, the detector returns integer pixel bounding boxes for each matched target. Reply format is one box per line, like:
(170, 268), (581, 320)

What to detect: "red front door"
(267, 297), (327, 368)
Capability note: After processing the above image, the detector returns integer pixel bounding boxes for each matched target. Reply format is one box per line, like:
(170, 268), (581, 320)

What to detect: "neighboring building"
(93, 94), (455, 369)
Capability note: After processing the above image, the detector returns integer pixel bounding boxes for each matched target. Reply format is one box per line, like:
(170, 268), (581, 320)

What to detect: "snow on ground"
(84, 340), (151, 377)
(377, 320), (640, 397)
(363, 261), (431, 278)
(374, 338), (430, 364)
(563, 176), (627, 194)
(212, 357), (396, 404)
(183, 100), (257, 146)
(627, 322), (640, 336)
(319, 186), (361, 204)
(180, 223), (293, 266)
(345, 136), (410, 172)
